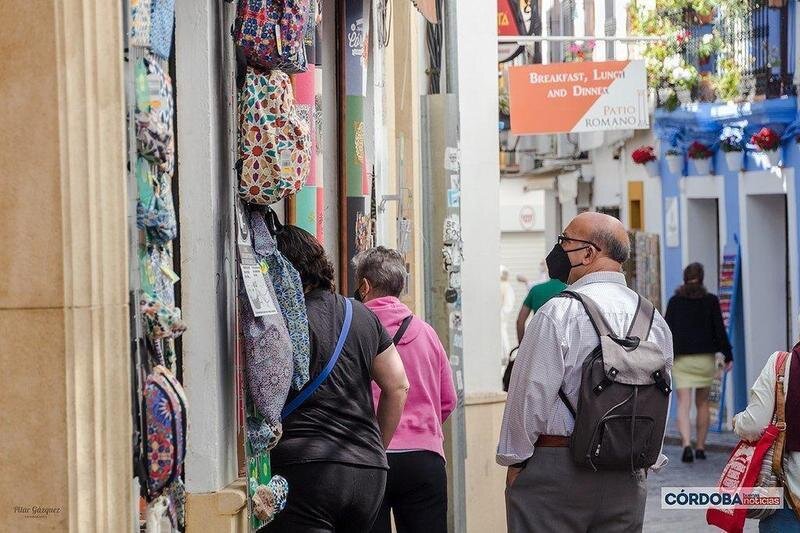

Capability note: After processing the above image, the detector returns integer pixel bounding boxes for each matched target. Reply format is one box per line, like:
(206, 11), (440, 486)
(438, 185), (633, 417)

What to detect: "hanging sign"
(497, 0), (522, 36)
(508, 60), (649, 135)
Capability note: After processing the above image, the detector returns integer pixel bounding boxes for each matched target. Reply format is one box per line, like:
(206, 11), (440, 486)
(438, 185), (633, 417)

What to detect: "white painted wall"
(175, 0), (238, 492)
(685, 199), (720, 295)
(457, 0), (501, 393)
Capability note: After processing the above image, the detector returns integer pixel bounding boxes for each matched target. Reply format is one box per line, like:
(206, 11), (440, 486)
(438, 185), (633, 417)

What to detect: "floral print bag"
(238, 67), (311, 205)
(234, 0), (311, 73)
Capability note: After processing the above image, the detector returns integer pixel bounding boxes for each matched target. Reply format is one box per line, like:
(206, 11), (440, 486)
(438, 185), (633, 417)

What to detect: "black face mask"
(353, 287), (363, 302)
(546, 243), (589, 284)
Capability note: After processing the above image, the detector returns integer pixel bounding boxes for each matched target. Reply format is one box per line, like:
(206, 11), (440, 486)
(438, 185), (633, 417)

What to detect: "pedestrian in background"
(500, 265), (516, 366)
(515, 270), (566, 344)
(498, 212), (674, 533)
(352, 246), (457, 533)
(665, 262), (732, 463)
(264, 227), (410, 533)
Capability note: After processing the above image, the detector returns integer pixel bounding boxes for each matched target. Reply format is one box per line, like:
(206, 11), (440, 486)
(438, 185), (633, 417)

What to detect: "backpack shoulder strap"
(562, 290), (613, 337)
(282, 297), (353, 420)
(393, 315), (414, 345)
(626, 295), (656, 340)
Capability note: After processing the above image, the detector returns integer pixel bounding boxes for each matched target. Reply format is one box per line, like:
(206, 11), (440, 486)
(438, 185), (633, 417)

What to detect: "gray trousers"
(505, 447), (647, 533)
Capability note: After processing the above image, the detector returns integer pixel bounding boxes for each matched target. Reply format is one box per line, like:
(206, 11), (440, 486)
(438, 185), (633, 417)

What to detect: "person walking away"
(515, 272), (567, 344)
(262, 226), (410, 533)
(352, 246), (457, 533)
(665, 262), (733, 463)
(500, 265), (516, 366)
(733, 342), (800, 532)
(516, 260), (549, 290)
(497, 212), (674, 533)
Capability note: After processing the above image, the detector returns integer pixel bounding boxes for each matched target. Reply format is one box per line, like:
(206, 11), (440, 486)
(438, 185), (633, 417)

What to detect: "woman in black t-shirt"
(665, 263), (733, 464)
(262, 225), (409, 533)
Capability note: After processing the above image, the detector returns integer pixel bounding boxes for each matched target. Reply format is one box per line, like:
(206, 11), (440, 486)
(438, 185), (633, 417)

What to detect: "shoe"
(695, 449), (706, 460)
(682, 446), (694, 463)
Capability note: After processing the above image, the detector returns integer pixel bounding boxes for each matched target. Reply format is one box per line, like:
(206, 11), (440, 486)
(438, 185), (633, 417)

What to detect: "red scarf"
(786, 343), (800, 452)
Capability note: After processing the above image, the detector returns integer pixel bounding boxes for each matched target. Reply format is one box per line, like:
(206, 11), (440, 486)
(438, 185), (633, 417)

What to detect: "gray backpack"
(559, 291), (672, 472)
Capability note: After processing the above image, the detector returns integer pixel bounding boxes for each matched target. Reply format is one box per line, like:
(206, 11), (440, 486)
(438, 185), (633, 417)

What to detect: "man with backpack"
(497, 212), (674, 533)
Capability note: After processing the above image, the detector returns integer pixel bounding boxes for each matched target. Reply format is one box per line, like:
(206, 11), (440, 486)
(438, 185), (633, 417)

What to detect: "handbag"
(502, 347), (518, 392)
(707, 352), (789, 532)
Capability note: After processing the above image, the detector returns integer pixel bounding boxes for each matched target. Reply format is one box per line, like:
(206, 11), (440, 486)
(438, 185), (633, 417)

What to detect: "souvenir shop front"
(123, 0), (457, 531)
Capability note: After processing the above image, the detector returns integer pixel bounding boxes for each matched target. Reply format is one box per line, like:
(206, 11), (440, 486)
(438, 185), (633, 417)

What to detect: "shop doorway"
(685, 198), (720, 294)
(742, 193), (789, 386)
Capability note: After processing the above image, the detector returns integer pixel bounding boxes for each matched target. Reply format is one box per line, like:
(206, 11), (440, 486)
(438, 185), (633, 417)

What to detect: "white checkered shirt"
(496, 271), (674, 467)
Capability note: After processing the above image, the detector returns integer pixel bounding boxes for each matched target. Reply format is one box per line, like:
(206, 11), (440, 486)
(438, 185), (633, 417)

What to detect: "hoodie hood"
(363, 296), (422, 345)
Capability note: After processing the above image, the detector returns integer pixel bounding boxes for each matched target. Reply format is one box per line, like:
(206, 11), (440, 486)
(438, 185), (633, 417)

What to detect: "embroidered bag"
(143, 365), (188, 526)
(141, 292), (187, 340)
(130, 0), (152, 47)
(234, 0), (311, 73)
(149, 0), (175, 59)
(238, 67), (311, 205)
(136, 158), (178, 244)
(135, 56), (175, 176)
(251, 475), (289, 524)
(707, 352), (790, 532)
(255, 210), (310, 390)
(239, 214), (293, 425)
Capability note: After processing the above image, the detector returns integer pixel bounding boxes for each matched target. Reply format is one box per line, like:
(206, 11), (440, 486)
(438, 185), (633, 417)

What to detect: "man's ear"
(362, 278), (372, 296)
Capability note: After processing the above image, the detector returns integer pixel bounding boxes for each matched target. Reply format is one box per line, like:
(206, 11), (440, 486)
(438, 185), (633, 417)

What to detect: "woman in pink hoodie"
(352, 246), (458, 533)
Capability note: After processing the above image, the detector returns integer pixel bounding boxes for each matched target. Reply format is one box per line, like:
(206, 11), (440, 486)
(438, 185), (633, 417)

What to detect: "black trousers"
(370, 451), (448, 533)
(260, 461), (387, 533)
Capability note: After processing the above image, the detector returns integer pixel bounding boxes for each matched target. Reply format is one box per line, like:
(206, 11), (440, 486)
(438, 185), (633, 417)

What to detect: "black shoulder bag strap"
(393, 315), (414, 345)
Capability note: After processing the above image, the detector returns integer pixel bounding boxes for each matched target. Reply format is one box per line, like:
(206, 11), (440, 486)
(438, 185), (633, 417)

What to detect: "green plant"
(717, 58), (741, 101)
(663, 92), (680, 111)
(669, 63), (699, 90)
(692, 0), (715, 17)
(666, 148), (682, 156)
(698, 32), (723, 60)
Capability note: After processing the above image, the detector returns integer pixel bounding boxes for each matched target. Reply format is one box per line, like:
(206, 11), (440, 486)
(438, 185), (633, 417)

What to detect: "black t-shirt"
(271, 289), (393, 469)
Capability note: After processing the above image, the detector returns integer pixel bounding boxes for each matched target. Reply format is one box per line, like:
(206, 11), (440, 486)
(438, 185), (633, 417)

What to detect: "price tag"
(240, 263), (279, 317)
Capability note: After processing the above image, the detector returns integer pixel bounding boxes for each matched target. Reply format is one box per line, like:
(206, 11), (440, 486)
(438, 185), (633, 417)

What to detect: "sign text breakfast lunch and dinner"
(508, 60), (649, 135)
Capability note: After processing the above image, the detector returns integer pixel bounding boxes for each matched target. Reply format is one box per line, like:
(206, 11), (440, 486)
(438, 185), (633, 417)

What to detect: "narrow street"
(644, 443), (757, 533)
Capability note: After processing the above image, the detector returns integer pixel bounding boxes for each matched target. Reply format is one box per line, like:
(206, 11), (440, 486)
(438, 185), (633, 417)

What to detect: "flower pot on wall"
(666, 153), (683, 174)
(768, 0), (787, 8)
(724, 151), (743, 171)
(696, 10), (715, 24)
(764, 148), (781, 167)
(692, 157), (712, 175)
(644, 160), (659, 178)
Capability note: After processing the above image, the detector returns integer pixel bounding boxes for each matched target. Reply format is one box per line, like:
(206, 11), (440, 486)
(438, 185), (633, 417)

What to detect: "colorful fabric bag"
(135, 57), (175, 176)
(239, 215), (293, 425)
(251, 476), (289, 524)
(707, 352), (790, 532)
(136, 158), (177, 244)
(253, 210), (310, 390)
(149, 0), (175, 59)
(234, 0), (311, 73)
(143, 365), (188, 526)
(130, 0), (152, 47)
(238, 68), (311, 205)
(141, 292), (187, 340)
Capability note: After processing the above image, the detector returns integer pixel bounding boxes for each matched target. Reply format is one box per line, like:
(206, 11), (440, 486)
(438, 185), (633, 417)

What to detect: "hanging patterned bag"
(149, 0), (175, 59)
(255, 209), (310, 390)
(240, 211), (294, 426)
(136, 158), (178, 244)
(234, 0), (311, 73)
(135, 56), (175, 176)
(141, 365), (188, 527)
(238, 67), (311, 205)
(130, 0), (153, 47)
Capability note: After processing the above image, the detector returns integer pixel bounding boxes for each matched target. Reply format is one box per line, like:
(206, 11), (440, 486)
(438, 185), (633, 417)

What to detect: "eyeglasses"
(557, 234), (602, 252)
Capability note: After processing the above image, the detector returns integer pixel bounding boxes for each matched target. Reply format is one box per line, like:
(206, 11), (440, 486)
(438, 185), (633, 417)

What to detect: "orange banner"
(508, 60), (649, 135)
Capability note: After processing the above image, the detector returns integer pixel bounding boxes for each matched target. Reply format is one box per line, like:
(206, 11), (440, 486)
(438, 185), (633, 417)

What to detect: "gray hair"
(589, 228), (630, 264)
(352, 246), (407, 297)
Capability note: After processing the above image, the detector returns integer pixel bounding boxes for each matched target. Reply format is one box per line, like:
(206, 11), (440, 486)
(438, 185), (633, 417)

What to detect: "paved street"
(644, 443), (757, 532)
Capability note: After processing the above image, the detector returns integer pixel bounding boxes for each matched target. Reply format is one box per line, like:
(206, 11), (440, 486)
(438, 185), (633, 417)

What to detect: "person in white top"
(734, 349), (800, 532)
(500, 265), (516, 365)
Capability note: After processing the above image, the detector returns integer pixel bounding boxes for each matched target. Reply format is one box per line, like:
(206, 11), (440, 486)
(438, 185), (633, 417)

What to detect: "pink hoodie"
(366, 296), (457, 458)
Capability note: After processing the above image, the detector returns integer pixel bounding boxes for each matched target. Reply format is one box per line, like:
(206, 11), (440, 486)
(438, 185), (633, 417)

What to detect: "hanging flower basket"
(693, 157), (712, 175)
(724, 151), (743, 171)
(644, 160), (659, 178)
(665, 151), (683, 174)
(751, 127), (782, 167)
(687, 141), (713, 175)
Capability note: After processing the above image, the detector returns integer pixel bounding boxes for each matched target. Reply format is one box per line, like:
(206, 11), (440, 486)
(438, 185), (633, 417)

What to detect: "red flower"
(631, 146), (657, 165)
(751, 127), (781, 151)
(687, 141), (713, 160)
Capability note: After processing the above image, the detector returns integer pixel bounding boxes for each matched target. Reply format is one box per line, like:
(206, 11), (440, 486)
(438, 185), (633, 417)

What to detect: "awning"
(411, 0), (438, 23)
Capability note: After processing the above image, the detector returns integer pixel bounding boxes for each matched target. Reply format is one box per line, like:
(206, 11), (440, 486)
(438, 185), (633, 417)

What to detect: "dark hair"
(676, 262), (707, 299)
(589, 228), (630, 263)
(352, 246), (406, 297)
(276, 225), (336, 292)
